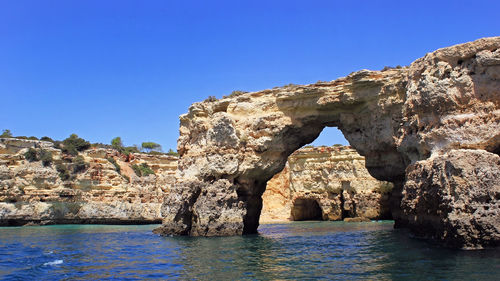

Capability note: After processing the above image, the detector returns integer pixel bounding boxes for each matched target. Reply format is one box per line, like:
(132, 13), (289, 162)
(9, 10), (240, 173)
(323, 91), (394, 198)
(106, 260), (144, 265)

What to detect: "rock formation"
(0, 138), (394, 227)
(154, 37), (500, 249)
(402, 150), (499, 249)
(0, 138), (177, 225)
(260, 145), (393, 223)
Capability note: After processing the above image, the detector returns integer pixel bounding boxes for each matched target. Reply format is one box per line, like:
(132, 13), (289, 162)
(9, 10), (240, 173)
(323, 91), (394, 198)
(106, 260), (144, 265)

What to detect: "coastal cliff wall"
(0, 138), (177, 225)
(260, 145), (393, 223)
(155, 37), (500, 249)
(1, 139), (392, 226)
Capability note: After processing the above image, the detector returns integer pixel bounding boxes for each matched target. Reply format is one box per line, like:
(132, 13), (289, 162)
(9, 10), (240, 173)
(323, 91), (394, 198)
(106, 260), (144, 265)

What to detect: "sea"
(0, 221), (498, 280)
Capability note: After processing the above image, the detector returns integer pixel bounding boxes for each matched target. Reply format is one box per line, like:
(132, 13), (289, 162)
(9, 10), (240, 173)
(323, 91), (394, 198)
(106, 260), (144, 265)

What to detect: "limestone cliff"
(260, 145), (393, 223)
(0, 138), (177, 225)
(155, 37), (500, 249)
(0, 139), (393, 226)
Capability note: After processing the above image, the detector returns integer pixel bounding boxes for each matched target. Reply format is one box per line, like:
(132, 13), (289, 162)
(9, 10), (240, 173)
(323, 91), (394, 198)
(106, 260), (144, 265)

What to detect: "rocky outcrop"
(260, 146), (393, 223)
(0, 138), (177, 225)
(402, 150), (500, 249)
(155, 37), (500, 249)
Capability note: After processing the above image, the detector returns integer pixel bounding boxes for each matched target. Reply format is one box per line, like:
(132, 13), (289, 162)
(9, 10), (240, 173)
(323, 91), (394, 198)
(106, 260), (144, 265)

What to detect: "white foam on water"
(43, 259), (63, 266)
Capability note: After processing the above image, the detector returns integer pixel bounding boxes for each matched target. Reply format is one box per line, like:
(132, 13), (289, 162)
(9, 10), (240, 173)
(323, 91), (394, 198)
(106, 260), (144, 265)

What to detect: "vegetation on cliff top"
(166, 149), (179, 156)
(61, 134), (91, 156)
(2, 129), (179, 158)
(0, 129), (13, 138)
(1, 129), (38, 140)
(141, 142), (162, 153)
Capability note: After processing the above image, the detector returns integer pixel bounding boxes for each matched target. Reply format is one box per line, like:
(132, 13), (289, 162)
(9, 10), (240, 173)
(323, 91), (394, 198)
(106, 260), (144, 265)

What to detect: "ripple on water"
(0, 222), (498, 280)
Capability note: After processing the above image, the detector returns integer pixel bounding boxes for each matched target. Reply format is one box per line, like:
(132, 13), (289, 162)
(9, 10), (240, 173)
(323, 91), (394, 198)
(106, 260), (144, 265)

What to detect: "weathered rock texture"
(155, 37), (500, 249)
(260, 145), (393, 223)
(402, 150), (500, 249)
(0, 138), (177, 225)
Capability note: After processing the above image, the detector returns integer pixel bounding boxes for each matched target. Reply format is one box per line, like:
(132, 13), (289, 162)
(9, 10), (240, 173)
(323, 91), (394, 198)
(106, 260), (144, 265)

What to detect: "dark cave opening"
(291, 198), (323, 221)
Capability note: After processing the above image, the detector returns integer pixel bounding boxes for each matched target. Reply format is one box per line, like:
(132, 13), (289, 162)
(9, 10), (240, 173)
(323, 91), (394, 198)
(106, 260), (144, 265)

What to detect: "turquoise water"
(0, 221), (498, 280)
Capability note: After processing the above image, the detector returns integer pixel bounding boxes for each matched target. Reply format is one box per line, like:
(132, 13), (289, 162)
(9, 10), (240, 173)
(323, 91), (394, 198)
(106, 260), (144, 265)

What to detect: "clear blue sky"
(1, 1), (498, 150)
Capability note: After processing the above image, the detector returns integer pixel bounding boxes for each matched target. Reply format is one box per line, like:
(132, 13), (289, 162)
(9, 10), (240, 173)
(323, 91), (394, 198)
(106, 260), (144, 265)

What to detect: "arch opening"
(259, 126), (395, 226)
(309, 127), (349, 147)
(291, 198), (323, 221)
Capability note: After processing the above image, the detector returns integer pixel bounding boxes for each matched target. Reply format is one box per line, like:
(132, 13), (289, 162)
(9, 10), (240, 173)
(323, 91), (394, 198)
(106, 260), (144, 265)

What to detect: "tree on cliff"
(141, 142), (162, 153)
(111, 137), (123, 150)
(0, 129), (12, 138)
(62, 134), (91, 156)
(166, 149), (179, 156)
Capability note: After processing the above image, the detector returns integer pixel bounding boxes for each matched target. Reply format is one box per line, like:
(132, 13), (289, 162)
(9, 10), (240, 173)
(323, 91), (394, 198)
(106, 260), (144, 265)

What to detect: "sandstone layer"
(260, 145), (393, 223)
(0, 138), (177, 225)
(155, 37), (500, 249)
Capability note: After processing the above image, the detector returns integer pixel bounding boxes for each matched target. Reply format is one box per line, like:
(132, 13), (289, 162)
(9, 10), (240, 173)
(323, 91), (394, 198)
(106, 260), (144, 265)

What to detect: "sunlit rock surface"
(155, 37), (500, 249)
(0, 138), (177, 225)
(260, 145), (393, 223)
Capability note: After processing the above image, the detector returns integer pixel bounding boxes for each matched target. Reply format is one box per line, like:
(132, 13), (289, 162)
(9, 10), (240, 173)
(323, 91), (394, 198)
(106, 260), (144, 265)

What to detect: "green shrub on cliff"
(132, 163), (155, 177)
(107, 157), (121, 174)
(123, 175), (130, 183)
(381, 65), (403, 71)
(148, 151), (165, 155)
(40, 136), (54, 142)
(55, 156), (88, 180)
(131, 164), (141, 176)
(204, 96), (217, 102)
(24, 148), (53, 166)
(72, 156), (88, 173)
(123, 146), (140, 156)
(62, 134), (90, 156)
(39, 150), (53, 167)
(62, 145), (78, 156)
(14, 135), (38, 140)
(56, 164), (71, 181)
(166, 149), (179, 156)
(24, 148), (38, 162)
(108, 137), (140, 156)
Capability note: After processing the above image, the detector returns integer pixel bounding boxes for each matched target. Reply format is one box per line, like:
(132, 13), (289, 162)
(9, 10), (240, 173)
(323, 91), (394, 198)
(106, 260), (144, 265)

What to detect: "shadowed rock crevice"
(155, 37), (500, 249)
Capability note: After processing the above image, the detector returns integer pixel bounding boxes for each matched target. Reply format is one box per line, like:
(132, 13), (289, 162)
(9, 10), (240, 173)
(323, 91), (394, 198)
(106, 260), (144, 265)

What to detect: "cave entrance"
(291, 198), (323, 221)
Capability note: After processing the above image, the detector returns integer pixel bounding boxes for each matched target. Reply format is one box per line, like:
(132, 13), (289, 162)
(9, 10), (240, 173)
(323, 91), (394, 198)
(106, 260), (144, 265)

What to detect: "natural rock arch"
(154, 37), (500, 249)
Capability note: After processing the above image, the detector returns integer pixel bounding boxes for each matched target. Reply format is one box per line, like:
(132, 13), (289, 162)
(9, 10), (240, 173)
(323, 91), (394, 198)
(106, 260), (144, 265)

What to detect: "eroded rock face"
(155, 37), (500, 248)
(402, 150), (500, 249)
(260, 146), (393, 223)
(0, 138), (178, 225)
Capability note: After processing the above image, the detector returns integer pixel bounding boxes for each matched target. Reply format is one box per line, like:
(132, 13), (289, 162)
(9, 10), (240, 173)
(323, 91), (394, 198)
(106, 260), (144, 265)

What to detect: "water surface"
(0, 221), (498, 280)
